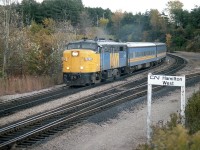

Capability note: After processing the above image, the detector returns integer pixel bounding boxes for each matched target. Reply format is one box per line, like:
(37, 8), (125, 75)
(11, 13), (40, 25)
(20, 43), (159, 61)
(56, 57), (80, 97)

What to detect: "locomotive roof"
(97, 41), (126, 46)
(68, 40), (165, 47)
(126, 42), (156, 47)
(154, 42), (166, 46)
(68, 39), (126, 46)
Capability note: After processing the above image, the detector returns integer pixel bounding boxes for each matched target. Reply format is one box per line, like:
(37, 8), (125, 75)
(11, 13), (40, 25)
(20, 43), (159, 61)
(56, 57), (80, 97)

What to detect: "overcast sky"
(81, 0), (200, 14)
(25, 0), (200, 14)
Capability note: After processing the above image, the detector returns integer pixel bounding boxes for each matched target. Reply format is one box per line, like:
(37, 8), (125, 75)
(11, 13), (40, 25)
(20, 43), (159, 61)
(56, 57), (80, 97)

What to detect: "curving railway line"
(0, 54), (170, 117)
(0, 54), (200, 149)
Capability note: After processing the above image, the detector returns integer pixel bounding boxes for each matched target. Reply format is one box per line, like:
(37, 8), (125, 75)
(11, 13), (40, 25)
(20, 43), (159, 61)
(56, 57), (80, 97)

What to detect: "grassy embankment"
(0, 75), (62, 96)
(138, 91), (200, 149)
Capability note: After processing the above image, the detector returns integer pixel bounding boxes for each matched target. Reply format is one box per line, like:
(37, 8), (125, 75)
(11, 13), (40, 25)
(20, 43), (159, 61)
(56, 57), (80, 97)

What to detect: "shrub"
(186, 35), (200, 52)
(138, 117), (200, 150)
(185, 91), (200, 134)
(137, 91), (200, 149)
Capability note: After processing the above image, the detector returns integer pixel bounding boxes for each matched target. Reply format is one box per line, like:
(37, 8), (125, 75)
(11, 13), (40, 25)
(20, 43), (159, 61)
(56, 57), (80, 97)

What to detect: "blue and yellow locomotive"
(62, 39), (166, 86)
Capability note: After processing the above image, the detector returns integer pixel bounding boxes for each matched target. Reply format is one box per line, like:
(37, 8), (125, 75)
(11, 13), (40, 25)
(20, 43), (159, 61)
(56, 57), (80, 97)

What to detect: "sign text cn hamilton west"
(148, 74), (185, 86)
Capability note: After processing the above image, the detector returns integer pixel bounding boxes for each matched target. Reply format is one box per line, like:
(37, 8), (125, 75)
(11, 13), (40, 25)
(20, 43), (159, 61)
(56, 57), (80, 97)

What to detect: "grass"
(0, 75), (62, 96)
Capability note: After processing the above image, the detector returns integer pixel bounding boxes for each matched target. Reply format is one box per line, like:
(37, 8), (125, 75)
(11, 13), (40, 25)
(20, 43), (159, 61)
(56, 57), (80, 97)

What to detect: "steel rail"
(0, 56), (166, 117)
(1, 73), (199, 148)
(0, 54), (191, 149)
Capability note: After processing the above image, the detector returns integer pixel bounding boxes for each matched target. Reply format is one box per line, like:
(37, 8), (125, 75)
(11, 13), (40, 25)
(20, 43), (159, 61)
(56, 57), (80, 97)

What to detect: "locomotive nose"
(63, 73), (68, 83)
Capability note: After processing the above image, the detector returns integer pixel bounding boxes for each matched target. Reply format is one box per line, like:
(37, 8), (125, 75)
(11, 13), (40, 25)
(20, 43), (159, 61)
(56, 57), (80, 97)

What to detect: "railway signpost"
(147, 73), (185, 144)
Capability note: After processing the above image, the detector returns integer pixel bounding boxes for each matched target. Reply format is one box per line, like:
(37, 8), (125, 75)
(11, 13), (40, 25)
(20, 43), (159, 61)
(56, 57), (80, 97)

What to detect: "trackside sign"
(146, 73), (186, 144)
(148, 74), (185, 86)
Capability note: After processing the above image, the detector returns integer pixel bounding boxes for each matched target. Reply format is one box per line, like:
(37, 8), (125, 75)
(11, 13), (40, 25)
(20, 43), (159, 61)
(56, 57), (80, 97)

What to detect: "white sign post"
(147, 73), (185, 144)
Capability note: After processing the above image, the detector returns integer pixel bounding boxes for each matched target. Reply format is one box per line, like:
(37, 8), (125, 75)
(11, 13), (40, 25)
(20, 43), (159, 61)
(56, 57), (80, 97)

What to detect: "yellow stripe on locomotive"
(110, 53), (119, 68)
(62, 49), (100, 73)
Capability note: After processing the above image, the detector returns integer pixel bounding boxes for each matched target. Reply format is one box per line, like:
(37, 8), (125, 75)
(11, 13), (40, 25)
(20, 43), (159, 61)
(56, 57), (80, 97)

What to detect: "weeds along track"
(0, 54), (196, 149)
(0, 54), (171, 117)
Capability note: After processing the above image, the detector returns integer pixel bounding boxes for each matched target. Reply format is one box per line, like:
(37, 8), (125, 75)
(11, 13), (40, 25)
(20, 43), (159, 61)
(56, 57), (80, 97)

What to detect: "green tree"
(121, 12), (135, 26)
(85, 7), (112, 28)
(190, 6), (200, 28)
(21, 0), (39, 25)
(166, 0), (184, 22)
(172, 9), (190, 27)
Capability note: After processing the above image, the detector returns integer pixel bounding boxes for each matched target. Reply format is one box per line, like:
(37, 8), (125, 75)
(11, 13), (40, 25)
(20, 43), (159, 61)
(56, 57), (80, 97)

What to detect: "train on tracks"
(62, 38), (167, 86)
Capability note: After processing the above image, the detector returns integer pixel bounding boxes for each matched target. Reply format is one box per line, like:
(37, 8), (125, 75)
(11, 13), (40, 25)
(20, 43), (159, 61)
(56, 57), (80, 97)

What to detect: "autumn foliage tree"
(111, 10), (124, 38)
(99, 17), (109, 29)
(166, 33), (172, 50)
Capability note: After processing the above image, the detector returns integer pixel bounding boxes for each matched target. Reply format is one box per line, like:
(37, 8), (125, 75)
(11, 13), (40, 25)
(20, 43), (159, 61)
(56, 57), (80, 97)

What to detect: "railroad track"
(0, 54), (172, 117)
(0, 54), (195, 149)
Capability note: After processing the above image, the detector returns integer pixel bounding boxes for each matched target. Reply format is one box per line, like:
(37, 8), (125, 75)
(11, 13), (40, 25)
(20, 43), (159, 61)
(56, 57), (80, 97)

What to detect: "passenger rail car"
(155, 42), (167, 62)
(62, 39), (167, 86)
(127, 42), (157, 72)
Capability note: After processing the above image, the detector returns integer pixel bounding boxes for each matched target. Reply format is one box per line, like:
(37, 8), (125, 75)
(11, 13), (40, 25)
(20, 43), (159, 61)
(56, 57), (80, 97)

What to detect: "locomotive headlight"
(72, 51), (79, 57)
(80, 66), (84, 70)
(66, 67), (70, 70)
(85, 57), (93, 61)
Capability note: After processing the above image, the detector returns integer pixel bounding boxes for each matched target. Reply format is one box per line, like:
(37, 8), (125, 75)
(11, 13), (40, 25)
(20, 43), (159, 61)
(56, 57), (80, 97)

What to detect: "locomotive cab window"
(67, 42), (97, 51)
(67, 43), (81, 49)
(82, 43), (97, 50)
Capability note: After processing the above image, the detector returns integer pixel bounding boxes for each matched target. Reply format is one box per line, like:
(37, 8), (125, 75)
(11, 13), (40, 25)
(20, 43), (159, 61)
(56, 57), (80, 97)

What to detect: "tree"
(166, 0), (184, 22)
(1, 0), (12, 77)
(166, 33), (172, 49)
(79, 11), (92, 36)
(21, 0), (39, 25)
(99, 17), (109, 29)
(18, 0), (83, 25)
(190, 6), (200, 28)
(121, 12), (135, 26)
(172, 9), (190, 27)
(149, 9), (167, 41)
(119, 24), (142, 42)
(150, 9), (161, 30)
(85, 7), (112, 28)
(111, 10), (124, 39)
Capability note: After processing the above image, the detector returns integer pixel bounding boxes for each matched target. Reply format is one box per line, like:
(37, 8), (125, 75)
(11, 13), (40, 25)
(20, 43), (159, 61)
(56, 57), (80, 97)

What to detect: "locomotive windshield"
(67, 42), (97, 51)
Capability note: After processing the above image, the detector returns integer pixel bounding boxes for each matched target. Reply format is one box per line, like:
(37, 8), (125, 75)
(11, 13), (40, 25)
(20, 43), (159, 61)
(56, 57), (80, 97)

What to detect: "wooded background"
(0, 0), (199, 78)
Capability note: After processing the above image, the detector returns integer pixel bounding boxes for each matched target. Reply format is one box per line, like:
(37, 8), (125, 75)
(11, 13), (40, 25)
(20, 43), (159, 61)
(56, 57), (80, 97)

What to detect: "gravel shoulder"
(0, 52), (200, 150)
(30, 85), (200, 150)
